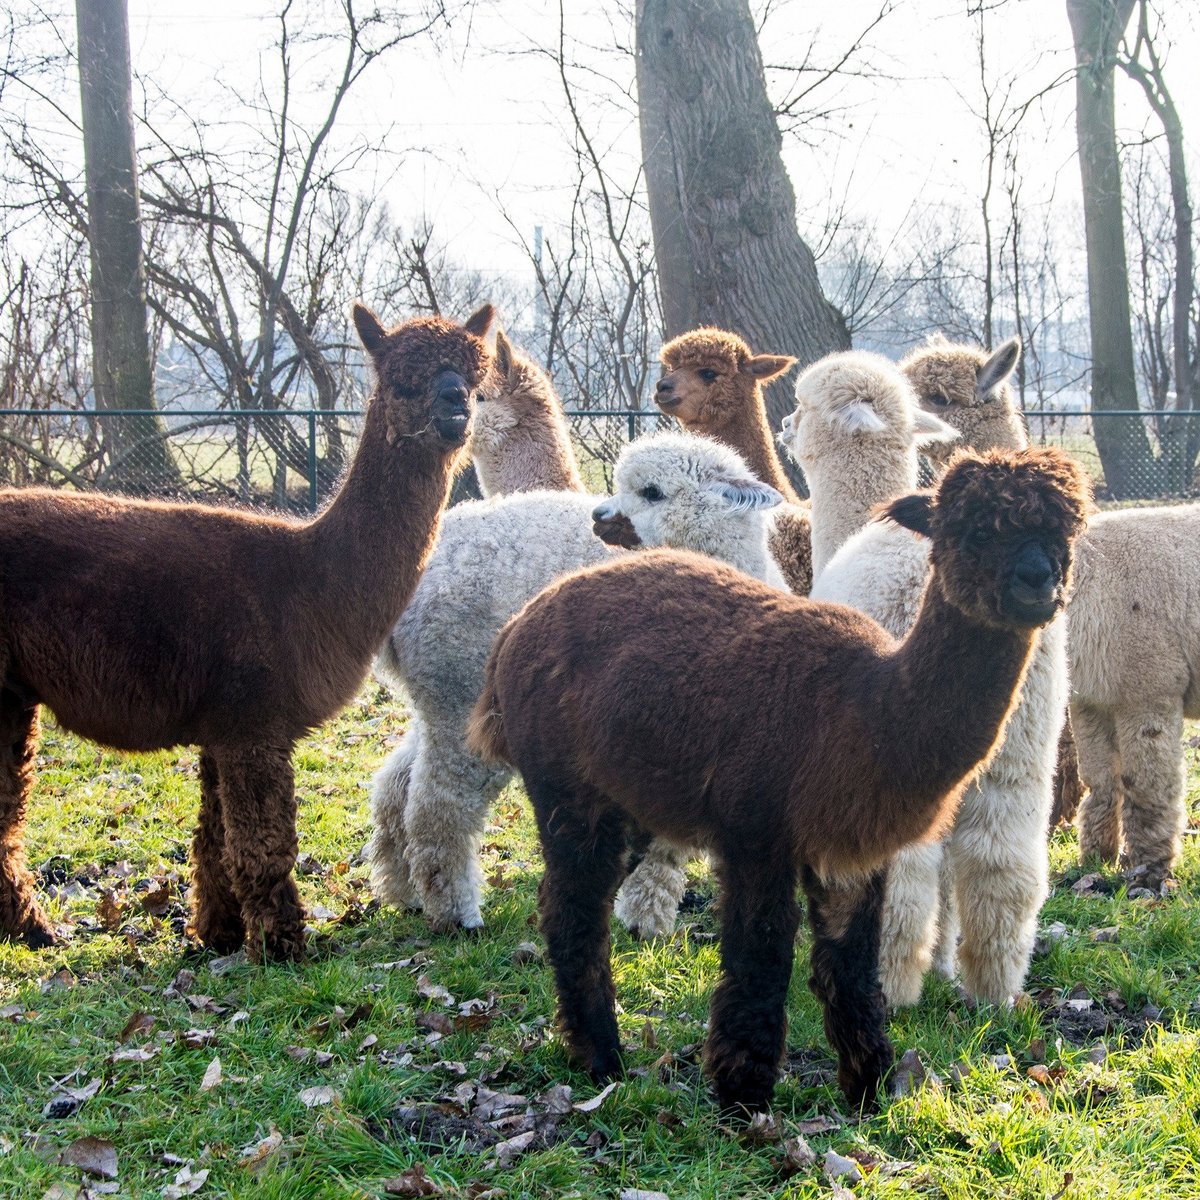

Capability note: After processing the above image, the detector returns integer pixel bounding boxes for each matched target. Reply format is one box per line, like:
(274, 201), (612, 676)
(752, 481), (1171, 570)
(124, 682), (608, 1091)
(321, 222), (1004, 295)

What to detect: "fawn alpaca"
(469, 448), (1090, 1113)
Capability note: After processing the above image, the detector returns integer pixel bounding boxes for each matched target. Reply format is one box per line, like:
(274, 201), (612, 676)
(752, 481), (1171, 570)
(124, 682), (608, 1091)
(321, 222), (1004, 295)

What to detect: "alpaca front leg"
(0, 694), (54, 948)
(188, 751), (245, 953)
(529, 781), (628, 1080)
(878, 841), (943, 1006)
(1073, 701), (1122, 864)
(403, 733), (509, 933)
(613, 835), (691, 938)
(803, 866), (893, 1111)
(367, 733), (422, 912)
(705, 848), (801, 1115)
(1116, 703), (1186, 889)
(213, 743), (305, 963)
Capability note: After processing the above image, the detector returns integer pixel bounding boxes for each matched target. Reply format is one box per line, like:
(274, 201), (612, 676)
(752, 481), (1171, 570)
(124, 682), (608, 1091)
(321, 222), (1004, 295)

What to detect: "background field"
(1, 688), (1199, 1199)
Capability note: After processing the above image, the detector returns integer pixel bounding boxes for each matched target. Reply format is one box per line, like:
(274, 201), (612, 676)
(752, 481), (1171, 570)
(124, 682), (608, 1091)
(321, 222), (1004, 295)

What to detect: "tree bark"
(76, 0), (178, 491)
(1066, 0), (1159, 498)
(636, 0), (849, 493)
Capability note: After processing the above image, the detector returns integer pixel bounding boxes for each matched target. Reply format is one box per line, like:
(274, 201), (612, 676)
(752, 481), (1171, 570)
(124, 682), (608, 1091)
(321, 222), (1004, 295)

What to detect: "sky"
(10, 0), (1200, 289)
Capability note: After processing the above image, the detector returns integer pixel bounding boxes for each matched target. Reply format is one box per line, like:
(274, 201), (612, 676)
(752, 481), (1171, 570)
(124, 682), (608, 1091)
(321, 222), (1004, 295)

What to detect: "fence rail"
(0, 406), (1195, 510)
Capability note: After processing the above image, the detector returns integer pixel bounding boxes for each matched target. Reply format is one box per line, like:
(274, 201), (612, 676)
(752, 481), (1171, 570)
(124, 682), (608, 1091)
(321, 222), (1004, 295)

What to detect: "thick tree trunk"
(1066, 0), (1159, 499)
(635, 0), (849, 494)
(76, 0), (178, 491)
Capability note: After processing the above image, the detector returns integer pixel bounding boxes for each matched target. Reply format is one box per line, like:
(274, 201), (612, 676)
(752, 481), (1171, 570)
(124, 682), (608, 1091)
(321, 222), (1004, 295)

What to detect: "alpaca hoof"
(713, 1080), (774, 1118)
(587, 1047), (623, 1082)
(837, 1040), (894, 1112)
(189, 913), (247, 955)
(246, 925), (306, 964)
(21, 919), (59, 950)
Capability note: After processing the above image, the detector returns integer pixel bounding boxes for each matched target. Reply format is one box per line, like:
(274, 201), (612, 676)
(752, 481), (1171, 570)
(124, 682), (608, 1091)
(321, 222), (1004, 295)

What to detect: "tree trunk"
(1066, 0), (1159, 498)
(635, 0), (849, 494)
(76, 0), (178, 492)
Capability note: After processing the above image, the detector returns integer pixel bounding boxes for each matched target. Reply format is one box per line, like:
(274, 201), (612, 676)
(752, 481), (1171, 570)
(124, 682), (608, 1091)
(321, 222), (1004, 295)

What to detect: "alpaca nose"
(656, 377), (679, 408)
(592, 501), (615, 523)
(437, 380), (470, 407)
(656, 378), (674, 395)
(1013, 552), (1054, 592)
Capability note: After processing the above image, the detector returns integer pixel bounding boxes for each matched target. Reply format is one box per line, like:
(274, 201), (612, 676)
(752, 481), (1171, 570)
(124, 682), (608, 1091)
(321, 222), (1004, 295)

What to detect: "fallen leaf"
(198, 1057), (222, 1092)
(473, 1086), (527, 1122)
(825, 1150), (863, 1184)
(237, 1126), (283, 1173)
(96, 891), (124, 931)
(1027, 1063), (1052, 1084)
(493, 1130), (536, 1168)
(573, 1080), (619, 1113)
(618, 1191), (670, 1200)
(43, 1078), (101, 1119)
(541, 1084), (573, 1115)
(117, 1012), (156, 1043)
(510, 942), (541, 965)
(62, 1135), (118, 1179)
(741, 1112), (783, 1145)
(111, 1045), (158, 1064)
(776, 1134), (817, 1177)
(383, 1163), (443, 1196)
(140, 883), (173, 916)
(1071, 873), (1104, 896)
(162, 1165), (209, 1198)
(180, 1029), (216, 1049)
(298, 1085), (339, 1107)
(796, 1115), (840, 1136)
(1091, 926), (1120, 943)
(890, 1047), (927, 1097)
(416, 975), (454, 1006)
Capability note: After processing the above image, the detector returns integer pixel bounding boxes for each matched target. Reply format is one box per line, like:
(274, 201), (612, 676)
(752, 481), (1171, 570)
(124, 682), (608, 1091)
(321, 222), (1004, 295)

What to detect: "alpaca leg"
(188, 750), (245, 953)
(946, 782), (1050, 1005)
(931, 850), (960, 980)
(1115, 703), (1186, 888)
(212, 743), (305, 963)
(0, 692), (54, 948)
(1050, 721), (1086, 829)
(529, 779), (628, 1080)
(402, 728), (509, 933)
(1073, 701), (1122, 864)
(367, 731), (422, 911)
(803, 866), (894, 1112)
(878, 840), (943, 1006)
(613, 836), (691, 938)
(704, 846), (801, 1115)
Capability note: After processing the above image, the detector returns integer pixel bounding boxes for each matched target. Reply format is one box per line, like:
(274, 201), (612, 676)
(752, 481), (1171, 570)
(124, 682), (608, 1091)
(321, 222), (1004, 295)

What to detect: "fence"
(0, 406), (1196, 510)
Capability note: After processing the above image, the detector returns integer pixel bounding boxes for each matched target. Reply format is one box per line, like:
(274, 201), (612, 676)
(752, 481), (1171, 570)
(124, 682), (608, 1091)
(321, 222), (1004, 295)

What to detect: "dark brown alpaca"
(468, 447), (1090, 1114)
(655, 328), (813, 593)
(0, 303), (495, 961)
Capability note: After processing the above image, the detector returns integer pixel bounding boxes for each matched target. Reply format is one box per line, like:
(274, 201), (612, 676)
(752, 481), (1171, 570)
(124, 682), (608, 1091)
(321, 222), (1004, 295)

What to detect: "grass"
(2, 688), (1199, 1199)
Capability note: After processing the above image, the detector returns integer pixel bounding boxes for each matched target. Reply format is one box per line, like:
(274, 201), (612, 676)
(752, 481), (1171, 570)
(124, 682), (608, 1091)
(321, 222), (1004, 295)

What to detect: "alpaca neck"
(303, 400), (456, 662)
(701, 392), (800, 502)
(808, 443), (919, 579)
(714, 520), (784, 588)
(474, 409), (583, 496)
(866, 580), (1037, 850)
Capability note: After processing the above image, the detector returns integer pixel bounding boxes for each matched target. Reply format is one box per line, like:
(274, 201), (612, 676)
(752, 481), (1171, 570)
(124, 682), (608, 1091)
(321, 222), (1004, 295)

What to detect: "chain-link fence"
(0, 407), (1196, 509)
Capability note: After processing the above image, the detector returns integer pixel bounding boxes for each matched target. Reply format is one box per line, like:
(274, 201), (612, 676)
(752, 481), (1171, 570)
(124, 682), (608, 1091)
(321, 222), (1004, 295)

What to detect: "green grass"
(2, 690), (1199, 1198)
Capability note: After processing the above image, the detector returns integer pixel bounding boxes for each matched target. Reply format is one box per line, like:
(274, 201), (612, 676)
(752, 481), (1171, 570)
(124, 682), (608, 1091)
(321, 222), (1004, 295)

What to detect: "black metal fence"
(0, 407), (1195, 510)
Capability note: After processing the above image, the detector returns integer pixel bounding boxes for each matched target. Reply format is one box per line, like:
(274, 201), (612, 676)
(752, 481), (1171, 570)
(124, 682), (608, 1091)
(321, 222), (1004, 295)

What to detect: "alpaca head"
(592, 431), (782, 550)
(470, 329), (563, 452)
(352, 303), (495, 447)
(778, 350), (959, 472)
(883, 447), (1091, 629)
(900, 336), (1026, 464)
(655, 328), (796, 429)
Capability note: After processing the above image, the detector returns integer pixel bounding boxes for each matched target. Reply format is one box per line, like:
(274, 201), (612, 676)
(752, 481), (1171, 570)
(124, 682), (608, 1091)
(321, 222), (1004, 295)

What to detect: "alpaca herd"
(3, 303), (1198, 1121)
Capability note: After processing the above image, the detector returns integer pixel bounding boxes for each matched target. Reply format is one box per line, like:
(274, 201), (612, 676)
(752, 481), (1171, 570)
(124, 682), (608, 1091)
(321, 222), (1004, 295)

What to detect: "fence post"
(627, 411), (636, 443)
(307, 411), (318, 513)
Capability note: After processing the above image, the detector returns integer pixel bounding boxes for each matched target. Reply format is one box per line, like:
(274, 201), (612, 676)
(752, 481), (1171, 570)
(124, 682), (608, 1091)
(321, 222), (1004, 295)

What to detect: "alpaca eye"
(928, 394), (951, 407)
(698, 369), (718, 383)
(638, 484), (665, 502)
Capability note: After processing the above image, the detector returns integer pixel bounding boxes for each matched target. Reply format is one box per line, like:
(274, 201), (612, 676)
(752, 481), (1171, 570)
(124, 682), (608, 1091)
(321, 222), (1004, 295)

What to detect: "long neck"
(808, 442), (920, 578)
(714, 518), (785, 588)
(474, 407), (583, 496)
(302, 399), (458, 663)
(696, 389), (801, 502)
(864, 580), (1037, 852)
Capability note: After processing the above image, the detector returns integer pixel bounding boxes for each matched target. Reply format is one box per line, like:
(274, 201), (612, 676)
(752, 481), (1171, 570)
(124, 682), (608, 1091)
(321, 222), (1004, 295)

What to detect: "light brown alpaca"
(0, 304), (494, 961)
(470, 447), (1090, 1114)
(655, 328), (813, 593)
(469, 329), (584, 495)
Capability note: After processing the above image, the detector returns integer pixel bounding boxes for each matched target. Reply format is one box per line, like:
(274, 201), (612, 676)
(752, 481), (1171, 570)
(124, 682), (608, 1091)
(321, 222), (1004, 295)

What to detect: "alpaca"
(901, 335), (1085, 827)
(1068, 507), (1200, 887)
(655, 328), (814, 593)
(469, 448), (1090, 1114)
(810, 341), (1074, 1006)
(0, 303), (495, 960)
(470, 329), (584, 495)
(368, 432), (786, 935)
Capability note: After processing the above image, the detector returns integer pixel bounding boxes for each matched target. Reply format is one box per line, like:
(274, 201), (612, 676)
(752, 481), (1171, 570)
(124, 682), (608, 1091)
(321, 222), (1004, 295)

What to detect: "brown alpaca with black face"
(0, 303), (494, 961)
(468, 447), (1090, 1115)
(654, 328), (813, 593)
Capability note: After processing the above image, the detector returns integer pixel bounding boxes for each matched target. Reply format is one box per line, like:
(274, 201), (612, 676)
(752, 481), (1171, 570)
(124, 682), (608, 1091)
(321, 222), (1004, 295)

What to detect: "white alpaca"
(369, 432), (785, 934)
(785, 347), (1070, 1006)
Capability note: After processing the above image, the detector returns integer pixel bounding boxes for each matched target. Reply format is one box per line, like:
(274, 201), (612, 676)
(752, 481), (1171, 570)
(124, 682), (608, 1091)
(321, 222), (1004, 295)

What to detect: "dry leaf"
(298, 1085), (339, 1107)
(573, 1080), (619, 1113)
(117, 1012), (155, 1043)
(96, 891), (124, 931)
(890, 1047), (927, 1097)
(775, 1135), (817, 1177)
(198, 1057), (222, 1092)
(383, 1163), (443, 1196)
(62, 1135), (118, 1179)
(162, 1165), (209, 1198)
(416, 975), (454, 1006)
(824, 1150), (863, 1184)
(492, 1130), (536, 1168)
(111, 1045), (158, 1064)
(140, 883), (173, 916)
(541, 1084), (573, 1115)
(237, 1127), (283, 1173)
(796, 1115), (840, 1136)
(619, 1191), (670, 1200)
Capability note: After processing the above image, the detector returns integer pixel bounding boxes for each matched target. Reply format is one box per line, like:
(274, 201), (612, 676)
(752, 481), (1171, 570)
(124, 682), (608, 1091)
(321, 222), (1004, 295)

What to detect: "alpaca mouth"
(1003, 583), (1060, 626)
(656, 393), (681, 411)
(434, 413), (472, 444)
(593, 512), (643, 549)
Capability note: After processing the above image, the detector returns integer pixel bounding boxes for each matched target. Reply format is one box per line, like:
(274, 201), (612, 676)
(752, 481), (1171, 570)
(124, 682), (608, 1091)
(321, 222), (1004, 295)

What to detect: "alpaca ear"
(881, 491), (935, 537)
(352, 302), (387, 355)
(742, 354), (797, 383)
(494, 328), (515, 376)
(464, 303), (496, 338)
(912, 407), (960, 447)
(976, 337), (1021, 397)
(834, 402), (888, 435)
(704, 476), (784, 512)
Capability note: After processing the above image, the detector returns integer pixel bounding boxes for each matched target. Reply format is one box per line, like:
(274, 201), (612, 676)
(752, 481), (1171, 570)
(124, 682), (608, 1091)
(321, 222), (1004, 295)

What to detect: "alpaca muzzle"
(1002, 544), (1061, 625)
(431, 372), (474, 444)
